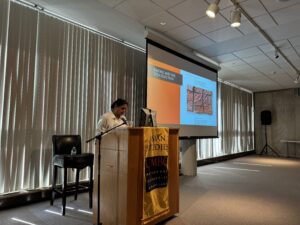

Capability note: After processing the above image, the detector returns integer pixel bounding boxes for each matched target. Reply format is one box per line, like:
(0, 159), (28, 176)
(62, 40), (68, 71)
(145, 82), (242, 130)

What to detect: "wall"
(254, 88), (300, 157)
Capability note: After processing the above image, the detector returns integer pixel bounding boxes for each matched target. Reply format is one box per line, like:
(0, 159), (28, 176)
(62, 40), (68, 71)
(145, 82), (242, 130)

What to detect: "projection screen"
(146, 39), (218, 138)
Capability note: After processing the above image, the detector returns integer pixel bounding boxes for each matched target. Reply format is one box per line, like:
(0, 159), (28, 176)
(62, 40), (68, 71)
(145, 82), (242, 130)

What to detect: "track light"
(230, 8), (241, 27)
(294, 75), (300, 84)
(275, 50), (279, 59)
(206, 0), (220, 18)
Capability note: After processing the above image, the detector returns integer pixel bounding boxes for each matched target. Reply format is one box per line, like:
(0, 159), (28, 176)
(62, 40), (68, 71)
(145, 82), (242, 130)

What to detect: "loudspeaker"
(261, 110), (272, 125)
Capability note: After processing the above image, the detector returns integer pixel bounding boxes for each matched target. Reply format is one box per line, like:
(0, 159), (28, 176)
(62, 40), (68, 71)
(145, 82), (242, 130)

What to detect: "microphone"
(121, 116), (127, 125)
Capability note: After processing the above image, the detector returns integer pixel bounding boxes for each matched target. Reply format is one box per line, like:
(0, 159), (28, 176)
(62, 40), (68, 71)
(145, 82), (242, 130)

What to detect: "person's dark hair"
(111, 98), (128, 109)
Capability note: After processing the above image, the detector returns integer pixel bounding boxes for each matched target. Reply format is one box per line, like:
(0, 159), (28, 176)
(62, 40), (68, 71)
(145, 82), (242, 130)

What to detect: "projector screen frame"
(146, 38), (219, 139)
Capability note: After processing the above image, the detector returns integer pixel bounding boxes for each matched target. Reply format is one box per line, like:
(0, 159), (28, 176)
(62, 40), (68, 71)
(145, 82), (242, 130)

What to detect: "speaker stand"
(260, 125), (279, 156)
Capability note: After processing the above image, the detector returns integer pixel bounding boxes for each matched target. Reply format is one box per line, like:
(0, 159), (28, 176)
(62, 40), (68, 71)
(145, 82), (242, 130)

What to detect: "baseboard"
(197, 150), (256, 167)
(0, 181), (90, 210)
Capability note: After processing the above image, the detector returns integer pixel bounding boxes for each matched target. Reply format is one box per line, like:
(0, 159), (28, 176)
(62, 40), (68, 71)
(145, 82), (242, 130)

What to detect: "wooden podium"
(93, 127), (179, 225)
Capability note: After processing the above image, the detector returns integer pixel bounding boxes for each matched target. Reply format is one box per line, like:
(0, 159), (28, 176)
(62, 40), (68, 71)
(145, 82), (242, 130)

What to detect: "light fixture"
(230, 8), (241, 27)
(275, 50), (279, 59)
(206, 0), (220, 18)
(294, 75), (300, 84)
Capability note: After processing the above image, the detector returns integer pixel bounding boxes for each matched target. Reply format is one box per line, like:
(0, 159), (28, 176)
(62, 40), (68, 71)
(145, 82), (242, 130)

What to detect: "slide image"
(187, 85), (212, 115)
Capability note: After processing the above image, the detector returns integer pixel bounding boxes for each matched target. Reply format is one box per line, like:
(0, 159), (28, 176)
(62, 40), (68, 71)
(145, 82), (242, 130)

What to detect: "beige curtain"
(0, 0), (9, 193)
(197, 82), (254, 159)
(0, 1), (146, 194)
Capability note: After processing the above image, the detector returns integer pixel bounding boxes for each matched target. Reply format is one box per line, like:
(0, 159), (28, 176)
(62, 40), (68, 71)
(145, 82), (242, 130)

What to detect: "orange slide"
(147, 58), (181, 125)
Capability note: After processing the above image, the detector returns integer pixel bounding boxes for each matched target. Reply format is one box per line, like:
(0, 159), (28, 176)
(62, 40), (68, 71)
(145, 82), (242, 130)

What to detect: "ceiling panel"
(231, 79), (282, 92)
(248, 60), (276, 69)
(289, 35), (300, 48)
(261, 0), (300, 13)
(266, 19), (300, 41)
(257, 39), (291, 54)
(199, 32), (267, 57)
(151, 0), (185, 10)
(207, 0), (235, 9)
(269, 76), (295, 87)
(236, 19), (257, 35)
(271, 3), (300, 25)
(168, 0), (208, 23)
(116, 0), (162, 20)
(230, 64), (254, 72)
(183, 35), (215, 49)
(221, 59), (246, 67)
(254, 14), (278, 30)
(256, 64), (282, 75)
(277, 62), (298, 76)
(295, 46), (300, 56)
(258, 43), (274, 53)
(233, 47), (262, 58)
(232, 68), (261, 76)
(205, 27), (243, 43)
(212, 54), (238, 63)
(243, 54), (271, 64)
(96, 0), (124, 8)
(189, 15), (229, 34)
(164, 25), (199, 41)
(276, 39), (293, 49)
(141, 11), (184, 32)
(279, 47), (297, 56)
(288, 53), (300, 69)
(240, 0), (267, 18)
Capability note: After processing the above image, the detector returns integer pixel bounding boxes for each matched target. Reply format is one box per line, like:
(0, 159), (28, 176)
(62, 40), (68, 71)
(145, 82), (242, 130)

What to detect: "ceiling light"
(230, 8), (241, 27)
(294, 75), (300, 84)
(206, 0), (220, 18)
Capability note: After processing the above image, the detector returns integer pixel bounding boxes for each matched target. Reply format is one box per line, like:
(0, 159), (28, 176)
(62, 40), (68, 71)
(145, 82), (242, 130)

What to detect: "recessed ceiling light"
(160, 21), (166, 26)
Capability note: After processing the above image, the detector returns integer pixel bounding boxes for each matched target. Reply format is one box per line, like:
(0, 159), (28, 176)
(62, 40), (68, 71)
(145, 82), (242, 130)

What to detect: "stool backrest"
(52, 135), (82, 155)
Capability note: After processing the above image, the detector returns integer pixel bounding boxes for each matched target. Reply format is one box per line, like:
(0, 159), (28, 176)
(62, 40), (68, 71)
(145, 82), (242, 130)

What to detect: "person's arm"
(96, 119), (103, 135)
(96, 115), (109, 134)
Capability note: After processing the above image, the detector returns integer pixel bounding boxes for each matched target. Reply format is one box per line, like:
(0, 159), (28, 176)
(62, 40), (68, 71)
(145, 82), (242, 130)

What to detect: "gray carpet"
(1, 155), (300, 225)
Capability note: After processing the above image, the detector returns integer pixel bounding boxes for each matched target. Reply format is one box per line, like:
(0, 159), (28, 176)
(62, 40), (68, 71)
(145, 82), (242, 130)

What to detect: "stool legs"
(75, 169), (80, 200)
(89, 165), (93, 208)
(50, 165), (93, 215)
(50, 166), (57, 205)
(62, 167), (67, 216)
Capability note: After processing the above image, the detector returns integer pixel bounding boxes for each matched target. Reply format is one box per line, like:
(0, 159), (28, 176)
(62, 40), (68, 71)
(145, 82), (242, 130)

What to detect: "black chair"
(50, 135), (94, 215)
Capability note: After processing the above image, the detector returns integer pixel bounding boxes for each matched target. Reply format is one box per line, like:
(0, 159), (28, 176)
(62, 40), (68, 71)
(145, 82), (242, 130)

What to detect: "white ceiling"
(26, 0), (300, 92)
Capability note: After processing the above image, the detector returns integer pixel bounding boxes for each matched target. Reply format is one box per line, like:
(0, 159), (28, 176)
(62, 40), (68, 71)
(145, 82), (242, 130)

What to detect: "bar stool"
(50, 135), (94, 215)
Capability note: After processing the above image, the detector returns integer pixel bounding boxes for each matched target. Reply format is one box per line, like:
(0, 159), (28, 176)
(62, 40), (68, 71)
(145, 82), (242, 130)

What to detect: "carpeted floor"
(1, 155), (300, 225)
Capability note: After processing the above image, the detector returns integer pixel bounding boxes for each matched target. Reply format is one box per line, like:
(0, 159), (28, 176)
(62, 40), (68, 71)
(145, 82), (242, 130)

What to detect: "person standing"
(96, 98), (128, 134)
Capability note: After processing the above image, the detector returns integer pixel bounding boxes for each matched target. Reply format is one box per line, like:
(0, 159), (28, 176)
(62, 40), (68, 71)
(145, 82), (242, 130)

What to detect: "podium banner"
(143, 127), (170, 222)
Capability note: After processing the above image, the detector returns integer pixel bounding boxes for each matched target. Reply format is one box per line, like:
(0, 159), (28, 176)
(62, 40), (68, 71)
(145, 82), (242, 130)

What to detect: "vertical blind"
(198, 82), (254, 159)
(0, 1), (146, 194)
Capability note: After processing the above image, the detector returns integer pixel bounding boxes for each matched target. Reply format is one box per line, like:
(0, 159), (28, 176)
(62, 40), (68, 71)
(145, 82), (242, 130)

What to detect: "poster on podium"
(143, 127), (170, 222)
